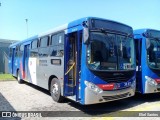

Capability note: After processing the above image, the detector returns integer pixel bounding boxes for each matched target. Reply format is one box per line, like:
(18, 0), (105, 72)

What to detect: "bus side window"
(148, 43), (156, 62)
(57, 32), (64, 56)
(50, 34), (57, 56)
(39, 36), (49, 57)
(30, 39), (39, 57)
(50, 32), (64, 57)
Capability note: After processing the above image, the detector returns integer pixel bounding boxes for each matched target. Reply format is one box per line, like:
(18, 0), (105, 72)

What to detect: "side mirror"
(82, 21), (89, 44)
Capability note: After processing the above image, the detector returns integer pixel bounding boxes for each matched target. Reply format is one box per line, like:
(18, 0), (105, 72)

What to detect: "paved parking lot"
(1, 81), (160, 120)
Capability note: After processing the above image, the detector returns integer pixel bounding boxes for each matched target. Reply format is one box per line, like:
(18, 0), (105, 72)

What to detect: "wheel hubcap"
(52, 83), (58, 97)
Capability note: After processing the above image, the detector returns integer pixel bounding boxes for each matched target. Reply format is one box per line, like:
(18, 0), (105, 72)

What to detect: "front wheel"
(50, 78), (64, 102)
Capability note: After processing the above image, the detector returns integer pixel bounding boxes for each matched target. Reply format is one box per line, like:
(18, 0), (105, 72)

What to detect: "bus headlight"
(145, 76), (158, 86)
(84, 81), (103, 93)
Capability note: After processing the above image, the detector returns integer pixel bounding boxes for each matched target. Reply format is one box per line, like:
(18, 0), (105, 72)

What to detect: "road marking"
(92, 117), (113, 120)
(92, 102), (160, 120)
(125, 102), (160, 111)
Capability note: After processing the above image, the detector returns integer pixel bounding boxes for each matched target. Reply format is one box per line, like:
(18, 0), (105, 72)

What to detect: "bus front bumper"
(84, 86), (135, 105)
(145, 80), (160, 93)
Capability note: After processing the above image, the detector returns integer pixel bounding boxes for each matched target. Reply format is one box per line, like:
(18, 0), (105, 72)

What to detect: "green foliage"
(0, 74), (16, 81)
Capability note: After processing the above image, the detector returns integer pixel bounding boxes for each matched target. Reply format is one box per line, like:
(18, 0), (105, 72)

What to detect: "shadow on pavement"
(0, 93), (21, 120)
(67, 93), (160, 116)
(22, 81), (160, 117)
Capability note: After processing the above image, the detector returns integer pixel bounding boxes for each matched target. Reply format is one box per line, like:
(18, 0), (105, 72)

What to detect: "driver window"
(148, 43), (155, 62)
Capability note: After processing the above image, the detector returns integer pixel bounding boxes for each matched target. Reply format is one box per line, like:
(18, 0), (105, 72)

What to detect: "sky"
(0, 0), (160, 40)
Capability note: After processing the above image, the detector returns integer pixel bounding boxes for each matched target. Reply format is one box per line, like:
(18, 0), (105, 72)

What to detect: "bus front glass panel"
(87, 32), (135, 71)
(147, 38), (160, 69)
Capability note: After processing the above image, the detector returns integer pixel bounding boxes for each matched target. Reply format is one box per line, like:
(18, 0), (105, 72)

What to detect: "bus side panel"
(28, 58), (37, 85)
(36, 56), (64, 90)
(141, 37), (147, 94)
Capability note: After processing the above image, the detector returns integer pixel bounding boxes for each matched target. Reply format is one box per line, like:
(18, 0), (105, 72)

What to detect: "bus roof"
(39, 17), (89, 37)
(134, 28), (160, 39)
(134, 28), (160, 35)
(9, 16), (133, 48)
(39, 17), (132, 37)
(9, 35), (38, 48)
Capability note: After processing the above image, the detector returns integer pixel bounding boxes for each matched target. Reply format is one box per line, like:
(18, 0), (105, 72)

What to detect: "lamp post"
(25, 19), (28, 38)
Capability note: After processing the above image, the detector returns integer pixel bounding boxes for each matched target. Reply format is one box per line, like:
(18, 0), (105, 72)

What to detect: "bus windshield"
(147, 38), (160, 69)
(87, 31), (135, 71)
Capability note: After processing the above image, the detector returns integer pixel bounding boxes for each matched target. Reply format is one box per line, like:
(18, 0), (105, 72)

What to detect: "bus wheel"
(50, 78), (64, 102)
(17, 70), (23, 84)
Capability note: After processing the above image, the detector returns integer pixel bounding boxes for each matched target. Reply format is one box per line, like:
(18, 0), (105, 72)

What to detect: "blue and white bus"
(9, 17), (136, 105)
(134, 29), (160, 94)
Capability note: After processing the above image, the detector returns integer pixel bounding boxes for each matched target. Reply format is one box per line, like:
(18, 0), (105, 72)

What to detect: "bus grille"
(90, 70), (134, 83)
(102, 76), (129, 83)
(102, 92), (129, 101)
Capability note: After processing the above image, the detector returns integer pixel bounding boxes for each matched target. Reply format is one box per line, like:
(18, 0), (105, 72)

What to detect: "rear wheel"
(50, 78), (64, 102)
(17, 70), (23, 84)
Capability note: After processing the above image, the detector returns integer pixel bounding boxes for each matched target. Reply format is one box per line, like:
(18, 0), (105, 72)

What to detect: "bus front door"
(135, 39), (142, 92)
(64, 31), (81, 99)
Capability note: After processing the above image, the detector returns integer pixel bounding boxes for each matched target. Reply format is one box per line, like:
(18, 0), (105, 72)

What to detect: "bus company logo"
(98, 84), (115, 90)
(102, 84), (114, 87)
(113, 73), (124, 76)
(2, 112), (11, 117)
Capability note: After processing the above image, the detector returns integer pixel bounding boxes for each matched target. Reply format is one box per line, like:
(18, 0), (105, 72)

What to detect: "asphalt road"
(1, 81), (160, 120)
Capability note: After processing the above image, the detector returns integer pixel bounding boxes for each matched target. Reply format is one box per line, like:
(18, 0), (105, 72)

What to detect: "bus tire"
(17, 70), (23, 84)
(50, 78), (64, 102)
